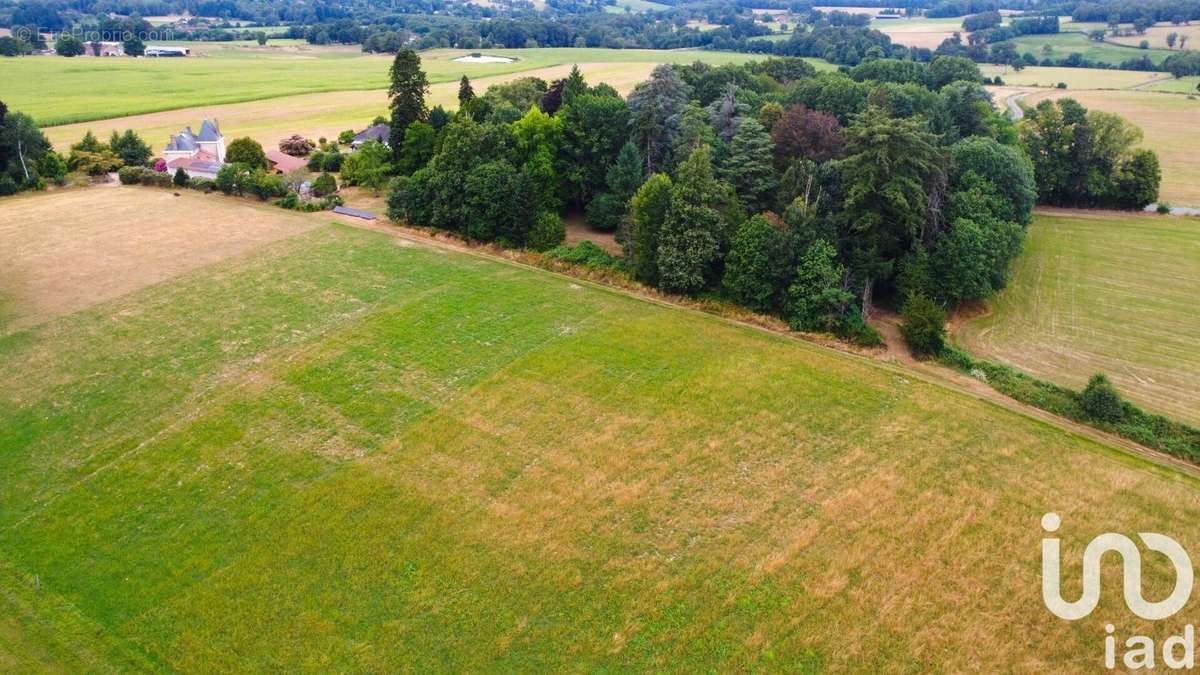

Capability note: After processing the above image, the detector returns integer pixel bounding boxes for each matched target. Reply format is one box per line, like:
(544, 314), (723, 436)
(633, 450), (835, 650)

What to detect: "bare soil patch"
(562, 212), (621, 254)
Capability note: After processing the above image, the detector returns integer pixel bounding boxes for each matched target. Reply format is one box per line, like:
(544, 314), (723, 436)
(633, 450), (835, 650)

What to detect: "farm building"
(265, 149), (307, 174)
(84, 41), (124, 57)
(351, 123), (390, 149)
(145, 45), (190, 57)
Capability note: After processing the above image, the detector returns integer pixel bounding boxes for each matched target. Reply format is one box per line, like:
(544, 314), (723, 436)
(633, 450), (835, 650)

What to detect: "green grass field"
(2, 187), (1200, 671)
(1000, 32), (1174, 66)
(604, 0), (671, 13)
(1, 47), (769, 127)
(1144, 75), (1200, 93)
(959, 211), (1200, 425)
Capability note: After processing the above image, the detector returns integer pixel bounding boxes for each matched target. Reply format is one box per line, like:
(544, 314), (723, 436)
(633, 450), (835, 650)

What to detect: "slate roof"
(165, 127), (197, 152)
(165, 119), (221, 152)
(198, 119), (221, 142)
(352, 123), (390, 145)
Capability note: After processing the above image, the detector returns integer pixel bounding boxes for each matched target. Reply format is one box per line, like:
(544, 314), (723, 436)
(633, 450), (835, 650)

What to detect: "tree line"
(375, 49), (1159, 346)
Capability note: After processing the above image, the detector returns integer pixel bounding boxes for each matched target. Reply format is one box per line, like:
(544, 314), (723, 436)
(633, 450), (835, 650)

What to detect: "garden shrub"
(545, 241), (622, 269)
(899, 293), (947, 358)
(527, 212), (566, 251)
(1080, 374), (1126, 423)
(312, 172), (338, 197)
(117, 166), (145, 185)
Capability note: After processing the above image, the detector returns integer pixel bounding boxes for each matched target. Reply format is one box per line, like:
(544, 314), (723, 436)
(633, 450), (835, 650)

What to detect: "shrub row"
(940, 346), (1200, 463)
(116, 165), (340, 212)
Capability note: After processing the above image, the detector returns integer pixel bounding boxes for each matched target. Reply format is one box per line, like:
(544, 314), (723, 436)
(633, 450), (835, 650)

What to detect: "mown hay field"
(871, 16), (965, 49)
(979, 64), (1169, 89)
(959, 210), (1200, 425)
(1, 47), (770, 127)
(1, 187), (1199, 671)
(1107, 24), (1200, 51)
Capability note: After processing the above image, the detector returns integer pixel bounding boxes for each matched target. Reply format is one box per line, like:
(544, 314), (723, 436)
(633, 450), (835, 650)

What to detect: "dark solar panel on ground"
(332, 206), (377, 220)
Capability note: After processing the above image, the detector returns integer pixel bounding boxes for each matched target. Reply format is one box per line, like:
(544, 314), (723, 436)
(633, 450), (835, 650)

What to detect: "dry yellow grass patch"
(1109, 24), (1200, 50)
(980, 64), (1170, 89)
(0, 186), (318, 331)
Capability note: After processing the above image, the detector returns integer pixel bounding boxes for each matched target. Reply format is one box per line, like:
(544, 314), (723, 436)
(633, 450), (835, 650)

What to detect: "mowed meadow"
(2, 187), (1200, 671)
(959, 210), (1200, 426)
(1, 46), (772, 127)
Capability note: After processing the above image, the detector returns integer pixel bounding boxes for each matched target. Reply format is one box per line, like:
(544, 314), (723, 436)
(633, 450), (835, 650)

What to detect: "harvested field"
(959, 210), (1200, 425)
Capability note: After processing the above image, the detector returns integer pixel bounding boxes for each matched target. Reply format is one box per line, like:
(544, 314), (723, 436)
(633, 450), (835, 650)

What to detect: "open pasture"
(1143, 75), (1200, 93)
(1024, 88), (1200, 205)
(0, 187), (318, 332)
(959, 210), (1200, 425)
(42, 60), (713, 154)
(2, 186), (1199, 671)
(999, 32), (1173, 66)
(1103, 23), (1200, 51)
(1, 47), (767, 127)
(604, 0), (671, 13)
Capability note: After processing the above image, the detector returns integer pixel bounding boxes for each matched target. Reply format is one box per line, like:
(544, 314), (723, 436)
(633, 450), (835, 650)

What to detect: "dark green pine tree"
(841, 106), (945, 309)
(562, 64), (588, 106)
(720, 117), (777, 214)
(605, 141), (644, 201)
(388, 49), (430, 162)
(628, 173), (673, 285)
(458, 75), (474, 107)
(656, 145), (727, 295)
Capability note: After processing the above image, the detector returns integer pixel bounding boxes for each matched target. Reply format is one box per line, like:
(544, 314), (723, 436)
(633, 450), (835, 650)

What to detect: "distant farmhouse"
(351, 123), (390, 149)
(145, 45), (190, 57)
(84, 41), (125, 57)
(163, 119), (225, 179)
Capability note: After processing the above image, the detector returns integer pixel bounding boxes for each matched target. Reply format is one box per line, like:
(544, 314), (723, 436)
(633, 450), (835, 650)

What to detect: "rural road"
(1004, 91), (1031, 120)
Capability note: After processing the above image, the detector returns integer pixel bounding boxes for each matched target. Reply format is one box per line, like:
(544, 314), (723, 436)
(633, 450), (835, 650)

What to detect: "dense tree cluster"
(368, 51), (1156, 345)
(1019, 98), (1160, 209)
(1071, 0), (1200, 24)
(0, 101), (59, 195)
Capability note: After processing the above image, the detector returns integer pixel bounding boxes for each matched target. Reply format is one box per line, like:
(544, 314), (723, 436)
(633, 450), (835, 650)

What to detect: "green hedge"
(940, 346), (1200, 463)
